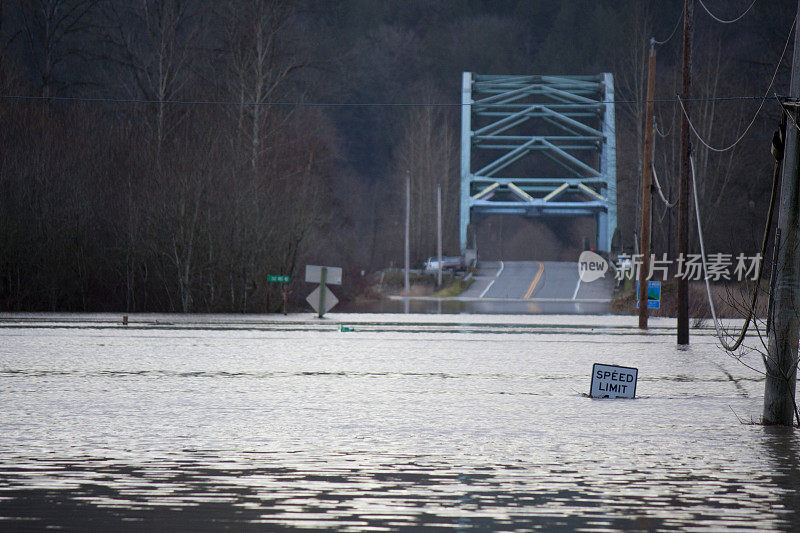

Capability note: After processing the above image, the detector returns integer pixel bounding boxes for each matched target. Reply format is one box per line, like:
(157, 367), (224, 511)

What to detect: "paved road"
(462, 260), (613, 302)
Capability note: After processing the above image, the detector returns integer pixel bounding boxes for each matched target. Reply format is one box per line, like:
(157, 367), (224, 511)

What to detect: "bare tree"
(219, 0), (303, 174)
(212, 0), (310, 311)
(17, 0), (97, 99)
(391, 83), (459, 265)
(613, 1), (652, 250)
(99, 0), (201, 156)
(164, 121), (217, 312)
(97, 0), (207, 311)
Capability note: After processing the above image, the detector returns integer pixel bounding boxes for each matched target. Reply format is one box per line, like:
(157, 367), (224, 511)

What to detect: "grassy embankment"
(611, 276), (769, 319)
(368, 271), (473, 298)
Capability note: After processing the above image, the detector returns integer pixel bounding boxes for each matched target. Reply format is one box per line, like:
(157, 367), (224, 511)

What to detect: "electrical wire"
(697, 0), (758, 24)
(658, 203), (669, 222)
(0, 92), (791, 108)
(652, 118), (676, 208)
(654, 116), (672, 138)
(690, 148), (780, 353)
(652, 164), (678, 208)
(653, 6), (683, 46)
(676, 11), (796, 153)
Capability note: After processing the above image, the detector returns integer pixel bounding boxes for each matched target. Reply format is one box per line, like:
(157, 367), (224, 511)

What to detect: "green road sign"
(267, 275), (290, 283)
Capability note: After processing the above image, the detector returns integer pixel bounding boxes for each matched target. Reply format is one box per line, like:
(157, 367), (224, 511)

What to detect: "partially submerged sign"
(590, 363), (638, 398)
(305, 265), (342, 285)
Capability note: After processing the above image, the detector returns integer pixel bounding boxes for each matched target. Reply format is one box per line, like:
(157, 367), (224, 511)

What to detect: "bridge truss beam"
(459, 73), (617, 253)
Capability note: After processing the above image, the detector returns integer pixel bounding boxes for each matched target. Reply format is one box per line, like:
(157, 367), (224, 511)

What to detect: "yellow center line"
(524, 261), (544, 299)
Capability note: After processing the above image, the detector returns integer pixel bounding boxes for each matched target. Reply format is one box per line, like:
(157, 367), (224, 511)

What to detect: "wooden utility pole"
(405, 172), (410, 295)
(639, 39), (657, 330)
(437, 184), (443, 288)
(677, 0), (693, 345)
(764, 0), (800, 426)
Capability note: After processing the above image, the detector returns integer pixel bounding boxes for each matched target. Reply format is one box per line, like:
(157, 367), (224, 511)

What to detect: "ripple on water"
(0, 316), (795, 530)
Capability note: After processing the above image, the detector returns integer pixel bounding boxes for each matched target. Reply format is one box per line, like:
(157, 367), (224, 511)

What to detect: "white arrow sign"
(306, 285), (338, 315)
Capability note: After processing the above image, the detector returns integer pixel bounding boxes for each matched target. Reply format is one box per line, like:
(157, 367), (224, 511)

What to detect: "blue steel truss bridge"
(459, 73), (617, 254)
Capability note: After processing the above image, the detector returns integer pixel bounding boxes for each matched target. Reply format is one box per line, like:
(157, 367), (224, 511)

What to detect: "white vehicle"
(424, 256), (464, 273)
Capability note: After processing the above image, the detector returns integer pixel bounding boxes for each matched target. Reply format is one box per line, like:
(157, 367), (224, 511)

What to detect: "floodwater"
(1, 313), (798, 531)
(340, 297), (611, 315)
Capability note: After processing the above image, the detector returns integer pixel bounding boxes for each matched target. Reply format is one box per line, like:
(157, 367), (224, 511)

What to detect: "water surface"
(0, 313), (795, 531)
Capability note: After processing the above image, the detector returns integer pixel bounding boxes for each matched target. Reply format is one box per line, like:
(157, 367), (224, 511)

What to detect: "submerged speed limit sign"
(590, 363), (638, 399)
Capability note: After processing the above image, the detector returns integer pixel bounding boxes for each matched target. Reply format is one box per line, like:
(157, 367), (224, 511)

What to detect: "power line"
(652, 115), (676, 207)
(689, 149), (779, 354)
(652, 163), (677, 208)
(697, 0), (758, 24)
(677, 10), (796, 152)
(654, 6), (683, 46)
(0, 93), (790, 108)
(654, 116), (673, 137)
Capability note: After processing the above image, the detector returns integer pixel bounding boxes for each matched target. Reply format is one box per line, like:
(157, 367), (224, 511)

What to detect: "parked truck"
(423, 256), (465, 274)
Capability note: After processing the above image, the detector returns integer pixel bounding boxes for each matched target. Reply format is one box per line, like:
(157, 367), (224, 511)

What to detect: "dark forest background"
(0, 0), (795, 312)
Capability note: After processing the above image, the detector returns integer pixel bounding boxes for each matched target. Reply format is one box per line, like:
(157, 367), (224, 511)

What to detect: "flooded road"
(462, 261), (614, 302)
(0, 313), (797, 531)
(343, 296), (612, 314)
(366, 260), (614, 315)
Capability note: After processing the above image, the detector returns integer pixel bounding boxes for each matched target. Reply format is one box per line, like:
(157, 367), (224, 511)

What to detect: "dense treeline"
(0, 0), (795, 311)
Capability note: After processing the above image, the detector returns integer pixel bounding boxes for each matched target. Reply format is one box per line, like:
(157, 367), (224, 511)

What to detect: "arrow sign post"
(305, 265), (341, 317)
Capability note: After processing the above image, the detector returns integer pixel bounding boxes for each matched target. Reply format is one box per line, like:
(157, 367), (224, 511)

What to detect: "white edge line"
(479, 280), (495, 299)
(480, 261), (504, 299)
(571, 277), (581, 300)
(478, 261), (505, 299)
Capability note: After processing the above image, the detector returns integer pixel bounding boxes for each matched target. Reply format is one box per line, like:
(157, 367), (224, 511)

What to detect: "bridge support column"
(596, 211), (608, 252)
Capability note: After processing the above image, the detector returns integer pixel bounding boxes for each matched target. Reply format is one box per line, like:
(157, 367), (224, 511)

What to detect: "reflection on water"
(761, 426), (800, 525)
(0, 314), (795, 530)
(0, 450), (788, 531)
(340, 298), (611, 314)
